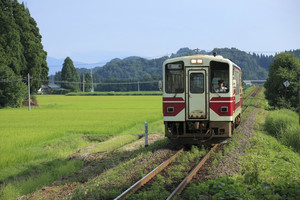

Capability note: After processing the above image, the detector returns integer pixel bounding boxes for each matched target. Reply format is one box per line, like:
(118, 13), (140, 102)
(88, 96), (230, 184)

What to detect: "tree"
(0, 0), (26, 75)
(61, 57), (80, 92)
(12, 1), (49, 92)
(0, 65), (27, 108)
(80, 73), (92, 92)
(264, 52), (300, 110)
(0, 0), (48, 108)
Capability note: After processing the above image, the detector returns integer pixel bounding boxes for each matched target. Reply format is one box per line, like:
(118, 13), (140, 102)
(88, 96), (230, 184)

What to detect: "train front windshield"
(210, 61), (229, 93)
(165, 62), (184, 93)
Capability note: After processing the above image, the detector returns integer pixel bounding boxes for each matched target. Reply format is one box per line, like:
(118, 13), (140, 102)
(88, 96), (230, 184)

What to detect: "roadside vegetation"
(265, 109), (300, 153)
(183, 88), (300, 200)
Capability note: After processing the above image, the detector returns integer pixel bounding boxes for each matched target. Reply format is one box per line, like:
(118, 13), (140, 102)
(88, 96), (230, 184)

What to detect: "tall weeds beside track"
(265, 109), (300, 153)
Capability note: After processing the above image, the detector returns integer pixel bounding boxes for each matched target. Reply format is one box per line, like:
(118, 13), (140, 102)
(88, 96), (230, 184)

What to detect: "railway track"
(114, 145), (218, 200)
(114, 87), (261, 200)
(242, 86), (262, 114)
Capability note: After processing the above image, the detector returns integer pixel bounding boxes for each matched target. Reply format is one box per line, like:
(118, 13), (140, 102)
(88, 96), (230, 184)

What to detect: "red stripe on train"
(209, 102), (233, 116)
(210, 97), (233, 101)
(163, 97), (184, 102)
(163, 102), (185, 116)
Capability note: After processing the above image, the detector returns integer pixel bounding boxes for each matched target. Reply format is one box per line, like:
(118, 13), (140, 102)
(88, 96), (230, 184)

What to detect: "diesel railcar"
(163, 54), (242, 144)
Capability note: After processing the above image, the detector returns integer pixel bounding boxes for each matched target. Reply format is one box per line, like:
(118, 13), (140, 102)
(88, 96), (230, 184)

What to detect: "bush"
(265, 109), (300, 152)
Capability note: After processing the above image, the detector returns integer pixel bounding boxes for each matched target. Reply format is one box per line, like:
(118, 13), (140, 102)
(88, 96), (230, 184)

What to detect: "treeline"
(92, 47), (300, 81)
(94, 75), (161, 92)
(52, 48), (300, 92)
(0, 0), (48, 107)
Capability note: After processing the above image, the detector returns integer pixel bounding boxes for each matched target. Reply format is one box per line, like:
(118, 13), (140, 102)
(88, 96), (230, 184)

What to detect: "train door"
(187, 70), (207, 119)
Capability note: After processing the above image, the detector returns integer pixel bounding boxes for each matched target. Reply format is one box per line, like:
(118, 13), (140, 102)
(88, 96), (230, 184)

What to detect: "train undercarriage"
(165, 114), (241, 144)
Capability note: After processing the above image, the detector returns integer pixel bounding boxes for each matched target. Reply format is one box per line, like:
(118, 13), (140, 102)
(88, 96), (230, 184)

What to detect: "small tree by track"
(264, 52), (300, 110)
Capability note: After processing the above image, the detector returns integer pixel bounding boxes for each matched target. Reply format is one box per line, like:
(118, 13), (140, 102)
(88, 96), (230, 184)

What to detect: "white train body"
(163, 55), (242, 143)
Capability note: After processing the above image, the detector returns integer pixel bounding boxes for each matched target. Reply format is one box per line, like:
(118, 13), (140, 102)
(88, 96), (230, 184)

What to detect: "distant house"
(37, 83), (66, 94)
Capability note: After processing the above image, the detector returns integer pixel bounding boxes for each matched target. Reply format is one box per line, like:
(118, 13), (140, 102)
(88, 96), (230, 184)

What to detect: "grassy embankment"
(183, 88), (300, 199)
(0, 95), (163, 199)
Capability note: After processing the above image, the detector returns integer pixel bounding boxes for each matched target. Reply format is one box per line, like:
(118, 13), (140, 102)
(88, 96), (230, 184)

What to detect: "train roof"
(164, 54), (241, 70)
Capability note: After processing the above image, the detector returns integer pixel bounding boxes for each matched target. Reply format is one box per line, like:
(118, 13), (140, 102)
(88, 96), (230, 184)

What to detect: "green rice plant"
(0, 160), (83, 200)
(0, 95), (163, 198)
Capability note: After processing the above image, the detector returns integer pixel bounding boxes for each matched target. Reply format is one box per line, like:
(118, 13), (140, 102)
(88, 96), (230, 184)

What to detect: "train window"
(165, 62), (184, 93)
(190, 73), (204, 93)
(210, 61), (229, 93)
(235, 69), (240, 95)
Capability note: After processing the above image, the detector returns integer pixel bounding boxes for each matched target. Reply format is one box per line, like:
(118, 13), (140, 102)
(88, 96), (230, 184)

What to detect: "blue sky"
(21, 0), (300, 63)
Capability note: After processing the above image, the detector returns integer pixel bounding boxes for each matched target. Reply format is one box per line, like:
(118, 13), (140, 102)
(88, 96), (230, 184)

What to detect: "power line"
(0, 78), (160, 85)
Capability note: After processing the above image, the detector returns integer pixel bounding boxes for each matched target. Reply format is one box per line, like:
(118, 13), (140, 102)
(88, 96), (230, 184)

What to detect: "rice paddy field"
(0, 95), (163, 185)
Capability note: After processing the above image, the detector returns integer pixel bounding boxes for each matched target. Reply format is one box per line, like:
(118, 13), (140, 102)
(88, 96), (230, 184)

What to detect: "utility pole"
(138, 81), (140, 92)
(145, 121), (148, 147)
(90, 69), (94, 93)
(28, 73), (31, 111)
(82, 73), (85, 93)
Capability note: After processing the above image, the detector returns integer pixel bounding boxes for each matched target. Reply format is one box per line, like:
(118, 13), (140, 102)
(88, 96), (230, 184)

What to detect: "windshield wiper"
(173, 88), (182, 98)
(212, 87), (221, 97)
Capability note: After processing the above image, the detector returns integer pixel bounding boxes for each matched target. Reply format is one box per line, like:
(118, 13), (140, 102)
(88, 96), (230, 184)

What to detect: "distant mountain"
(51, 48), (300, 83)
(46, 56), (107, 75)
(94, 47), (270, 80)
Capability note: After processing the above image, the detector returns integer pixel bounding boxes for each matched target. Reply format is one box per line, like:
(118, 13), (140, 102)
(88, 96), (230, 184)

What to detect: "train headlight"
(190, 59), (203, 64)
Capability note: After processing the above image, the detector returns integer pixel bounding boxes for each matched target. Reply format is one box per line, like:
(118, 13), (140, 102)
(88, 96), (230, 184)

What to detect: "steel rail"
(114, 148), (184, 200)
(166, 144), (219, 200)
(242, 87), (262, 114)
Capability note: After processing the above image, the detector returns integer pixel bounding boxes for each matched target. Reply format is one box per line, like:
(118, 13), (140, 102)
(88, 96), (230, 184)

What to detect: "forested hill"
(92, 48), (299, 81)
(94, 56), (167, 81)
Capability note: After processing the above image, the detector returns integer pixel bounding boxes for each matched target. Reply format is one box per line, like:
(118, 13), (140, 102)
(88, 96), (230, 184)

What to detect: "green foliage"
(264, 52), (300, 110)
(0, 65), (27, 108)
(80, 72), (92, 92)
(12, 1), (49, 92)
(61, 57), (80, 92)
(265, 109), (300, 153)
(183, 176), (300, 200)
(96, 56), (166, 81)
(0, 0), (48, 107)
(213, 48), (268, 80)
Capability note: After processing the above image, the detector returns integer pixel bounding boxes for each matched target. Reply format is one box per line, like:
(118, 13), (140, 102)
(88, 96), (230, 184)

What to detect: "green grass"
(0, 95), (162, 199)
(70, 144), (207, 200)
(265, 109), (300, 153)
(183, 88), (300, 200)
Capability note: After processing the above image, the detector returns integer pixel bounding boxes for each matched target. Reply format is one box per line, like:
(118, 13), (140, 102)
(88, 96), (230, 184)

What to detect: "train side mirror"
(233, 80), (236, 88)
